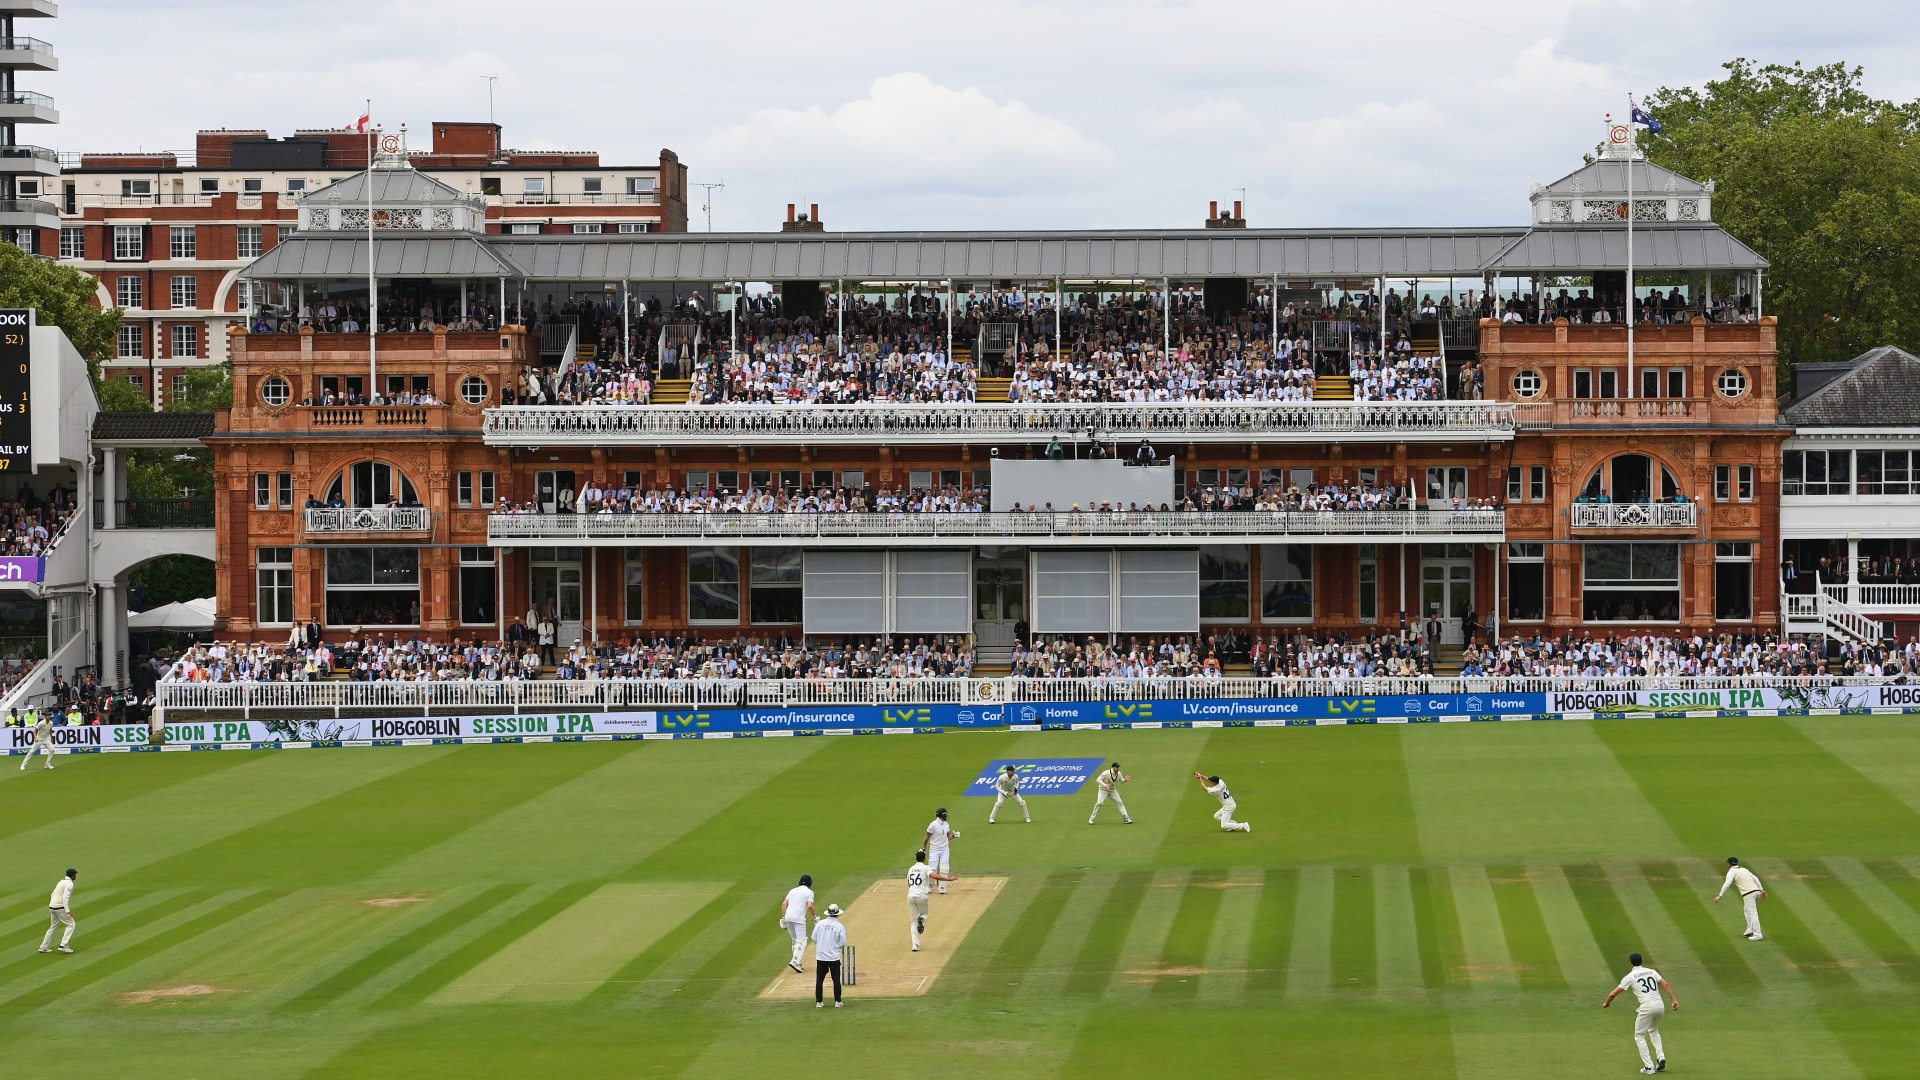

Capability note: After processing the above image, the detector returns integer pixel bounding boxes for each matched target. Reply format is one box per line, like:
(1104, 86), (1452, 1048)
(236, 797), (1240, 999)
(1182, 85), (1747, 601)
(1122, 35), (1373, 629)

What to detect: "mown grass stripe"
(1487, 865), (1563, 990)
(0, 889), (213, 1008)
(1408, 865), (1466, 991)
(1641, 859), (1763, 997)
(1373, 864), (1422, 995)
(9, 889), (286, 1015)
(1197, 869), (1261, 1003)
(0, 888), (161, 975)
(1723, 861), (1855, 995)
(1528, 862), (1611, 989)
(1775, 860), (1910, 992)
(1104, 868), (1189, 1005)
(576, 882), (753, 1006)
(1284, 866), (1334, 1001)
(1062, 869), (1151, 997)
(370, 882), (586, 1010)
(1245, 866), (1298, 995)
(1602, 860), (1720, 999)
(1150, 867), (1225, 1001)
(275, 883), (530, 1013)
(1563, 863), (1644, 981)
(1865, 859), (1920, 927)
(1826, 858), (1920, 954)
(1449, 863), (1516, 990)
(1329, 866), (1376, 991)
(1007, 871), (1108, 1002)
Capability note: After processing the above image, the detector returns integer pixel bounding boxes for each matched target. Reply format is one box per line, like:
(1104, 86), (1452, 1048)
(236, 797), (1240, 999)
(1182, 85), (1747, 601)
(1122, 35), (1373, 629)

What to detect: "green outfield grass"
(3, 716), (1920, 1078)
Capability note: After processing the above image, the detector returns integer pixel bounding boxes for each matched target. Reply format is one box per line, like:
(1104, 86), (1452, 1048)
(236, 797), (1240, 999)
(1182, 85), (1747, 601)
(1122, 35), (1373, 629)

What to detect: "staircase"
(976, 377), (1013, 404)
(1429, 643), (1465, 676)
(972, 648), (1013, 675)
(651, 379), (693, 405)
(1781, 581), (1886, 645)
(1313, 374), (1353, 400)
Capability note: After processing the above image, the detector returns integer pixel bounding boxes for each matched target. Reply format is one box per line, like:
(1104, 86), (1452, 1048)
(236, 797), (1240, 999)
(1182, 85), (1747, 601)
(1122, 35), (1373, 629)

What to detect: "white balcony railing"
(486, 509), (1507, 546)
(483, 401), (1518, 446)
(1822, 582), (1920, 611)
(1570, 502), (1698, 528)
(303, 507), (431, 534)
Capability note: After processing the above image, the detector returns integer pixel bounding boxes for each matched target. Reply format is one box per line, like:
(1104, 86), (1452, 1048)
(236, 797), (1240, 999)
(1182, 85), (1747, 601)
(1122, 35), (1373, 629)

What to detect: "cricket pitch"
(759, 875), (1008, 999)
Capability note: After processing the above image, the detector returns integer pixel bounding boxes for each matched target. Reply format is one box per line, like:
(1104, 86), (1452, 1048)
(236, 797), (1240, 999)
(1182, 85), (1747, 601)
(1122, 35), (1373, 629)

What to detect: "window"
(571, 222), (603, 234)
(507, 222), (540, 235)
(749, 547), (803, 623)
(1512, 369), (1543, 398)
(522, 177), (546, 195)
(1715, 542), (1753, 621)
(112, 225), (143, 260)
(256, 547), (294, 626)
(459, 375), (489, 404)
(1782, 450), (1850, 497)
(1573, 369), (1592, 398)
(616, 222), (650, 234)
(278, 472), (294, 508)
(170, 324), (199, 358)
(582, 178), (603, 195)
(1581, 454), (1681, 503)
(1200, 544), (1251, 620)
(15, 179), (36, 197)
(1530, 466), (1547, 503)
(456, 470), (496, 508)
(688, 547), (740, 623)
(1258, 544), (1311, 621)
(1597, 368), (1619, 399)
(1856, 450), (1913, 496)
(909, 469), (933, 491)
(1717, 368), (1749, 398)
(286, 178), (307, 194)
(457, 472), (473, 507)
(1667, 368), (1687, 399)
(1507, 543), (1545, 622)
(459, 547), (496, 625)
(1358, 544), (1378, 623)
(237, 226), (264, 258)
(843, 470), (865, 490)
(171, 373), (190, 402)
(169, 225), (196, 259)
(115, 325), (144, 359)
(243, 178), (263, 194)
(59, 228), (83, 260)
(1714, 463), (1755, 502)
(1426, 466), (1468, 504)
(480, 471), (496, 507)
(1582, 542), (1680, 622)
(324, 461), (420, 508)
(254, 472), (273, 509)
(200, 177), (219, 196)
(325, 547), (422, 626)
(115, 275), (142, 309)
(627, 176), (658, 196)
(120, 179), (153, 200)
(686, 470), (708, 492)
(260, 375), (291, 406)
(625, 554), (645, 624)
(170, 275), (197, 309)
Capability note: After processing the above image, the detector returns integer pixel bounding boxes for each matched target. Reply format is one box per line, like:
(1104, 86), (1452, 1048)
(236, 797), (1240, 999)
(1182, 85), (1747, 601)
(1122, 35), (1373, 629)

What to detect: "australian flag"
(1630, 102), (1662, 135)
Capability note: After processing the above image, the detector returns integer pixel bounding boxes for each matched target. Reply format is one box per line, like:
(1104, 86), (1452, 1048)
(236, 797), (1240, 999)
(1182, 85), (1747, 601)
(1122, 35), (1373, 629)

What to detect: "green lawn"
(3, 716), (1919, 1078)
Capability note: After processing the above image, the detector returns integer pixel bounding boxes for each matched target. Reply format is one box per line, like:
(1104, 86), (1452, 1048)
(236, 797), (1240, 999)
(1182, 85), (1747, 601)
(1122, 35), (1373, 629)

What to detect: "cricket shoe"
(1640, 1069), (1657, 1075)
(917, 915), (925, 934)
(789, 960), (803, 973)
(1657, 1061), (1666, 1073)
(816, 1002), (823, 1008)
(913, 944), (921, 951)
(1123, 818), (1133, 824)
(834, 1001), (843, 1008)
(57, 946), (72, 953)
(37, 947), (50, 954)
(1750, 934), (1764, 941)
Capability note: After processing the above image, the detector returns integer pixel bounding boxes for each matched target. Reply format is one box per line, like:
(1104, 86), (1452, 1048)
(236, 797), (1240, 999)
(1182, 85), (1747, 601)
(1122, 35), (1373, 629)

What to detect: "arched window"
(1578, 454), (1684, 504)
(324, 462), (421, 509)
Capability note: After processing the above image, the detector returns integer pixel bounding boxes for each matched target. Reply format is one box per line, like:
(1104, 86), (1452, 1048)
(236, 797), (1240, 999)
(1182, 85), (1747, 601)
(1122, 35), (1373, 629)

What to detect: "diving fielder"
(39, 869), (78, 954)
(1603, 951), (1679, 1074)
(923, 808), (958, 893)
(1714, 856), (1766, 940)
(1088, 762), (1132, 824)
(18, 714), (53, 771)
(778, 873), (815, 973)
(1193, 772), (1251, 832)
(907, 849), (954, 951)
(989, 765), (1030, 823)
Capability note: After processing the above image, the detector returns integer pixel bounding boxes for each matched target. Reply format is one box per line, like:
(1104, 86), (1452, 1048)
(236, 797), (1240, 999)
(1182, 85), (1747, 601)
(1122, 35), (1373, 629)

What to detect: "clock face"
(1609, 124), (1631, 144)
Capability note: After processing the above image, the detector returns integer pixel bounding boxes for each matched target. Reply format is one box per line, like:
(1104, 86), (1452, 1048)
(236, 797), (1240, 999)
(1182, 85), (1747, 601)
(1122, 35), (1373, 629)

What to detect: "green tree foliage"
(0, 242), (120, 377)
(95, 375), (153, 414)
(167, 365), (233, 412)
(131, 553), (215, 611)
(1644, 60), (1920, 376)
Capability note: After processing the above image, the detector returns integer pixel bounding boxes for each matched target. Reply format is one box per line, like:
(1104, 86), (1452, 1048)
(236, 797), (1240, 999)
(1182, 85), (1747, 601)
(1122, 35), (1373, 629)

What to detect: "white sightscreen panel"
(1119, 548), (1199, 632)
(893, 550), (970, 634)
(804, 550), (886, 634)
(990, 459), (1176, 512)
(1033, 549), (1111, 634)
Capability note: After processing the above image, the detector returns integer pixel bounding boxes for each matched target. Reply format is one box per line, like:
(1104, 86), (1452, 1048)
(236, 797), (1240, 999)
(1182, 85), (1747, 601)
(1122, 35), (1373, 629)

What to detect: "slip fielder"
(923, 808), (958, 893)
(1193, 771), (1251, 832)
(1088, 761), (1132, 824)
(989, 765), (1030, 823)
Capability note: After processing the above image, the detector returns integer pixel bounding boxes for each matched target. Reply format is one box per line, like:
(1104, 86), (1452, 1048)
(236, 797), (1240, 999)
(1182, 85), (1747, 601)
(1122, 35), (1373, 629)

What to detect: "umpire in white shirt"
(39, 869), (78, 953)
(1714, 856), (1767, 940)
(812, 903), (847, 1008)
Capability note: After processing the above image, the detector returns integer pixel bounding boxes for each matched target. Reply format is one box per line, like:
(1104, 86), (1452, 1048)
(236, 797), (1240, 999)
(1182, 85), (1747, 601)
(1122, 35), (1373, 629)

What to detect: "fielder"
(1603, 951), (1679, 1074)
(778, 873), (815, 973)
(1193, 772), (1251, 832)
(39, 868), (78, 954)
(1714, 856), (1766, 940)
(907, 849), (954, 951)
(18, 713), (53, 771)
(923, 808), (958, 893)
(989, 765), (1030, 824)
(1088, 761), (1133, 824)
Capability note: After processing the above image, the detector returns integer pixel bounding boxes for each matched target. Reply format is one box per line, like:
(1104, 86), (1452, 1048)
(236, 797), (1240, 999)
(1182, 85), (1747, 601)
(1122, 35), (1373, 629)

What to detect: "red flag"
(354, 113), (371, 133)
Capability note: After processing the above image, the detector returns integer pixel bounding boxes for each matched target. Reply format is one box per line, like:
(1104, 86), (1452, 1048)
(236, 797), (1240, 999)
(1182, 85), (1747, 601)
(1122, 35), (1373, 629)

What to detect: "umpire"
(812, 903), (847, 1008)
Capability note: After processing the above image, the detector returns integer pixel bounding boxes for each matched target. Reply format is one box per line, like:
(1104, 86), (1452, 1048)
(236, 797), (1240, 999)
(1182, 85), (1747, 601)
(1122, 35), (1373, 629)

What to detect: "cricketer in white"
(1194, 772), (1251, 832)
(1089, 762), (1133, 824)
(1603, 951), (1679, 1074)
(778, 874), (815, 973)
(989, 765), (1031, 824)
(1714, 857), (1766, 940)
(923, 809), (958, 893)
(39, 869), (78, 954)
(907, 849), (955, 951)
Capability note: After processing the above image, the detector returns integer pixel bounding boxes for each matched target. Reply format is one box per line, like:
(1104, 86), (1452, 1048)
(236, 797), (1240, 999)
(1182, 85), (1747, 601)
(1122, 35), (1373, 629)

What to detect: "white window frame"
(571, 222), (603, 234)
(115, 324), (144, 359)
(506, 222), (540, 235)
(627, 176), (657, 196)
(112, 225), (143, 261)
(169, 225), (196, 260)
(115, 275), (142, 309)
(170, 275), (197, 310)
(170, 324), (200, 359)
(616, 222), (650, 234)
(236, 225), (264, 259)
(522, 177), (546, 195)
(256, 547), (295, 627)
(199, 177), (220, 196)
(58, 227), (83, 260)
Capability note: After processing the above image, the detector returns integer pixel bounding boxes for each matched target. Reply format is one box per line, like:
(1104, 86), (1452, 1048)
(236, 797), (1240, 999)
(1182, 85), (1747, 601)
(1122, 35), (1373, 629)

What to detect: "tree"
(167, 365), (232, 412)
(0, 243), (120, 378)
(96, 375), (153, 414)
(1643, 60), (1920, 379)
(131, 554), (215, 611)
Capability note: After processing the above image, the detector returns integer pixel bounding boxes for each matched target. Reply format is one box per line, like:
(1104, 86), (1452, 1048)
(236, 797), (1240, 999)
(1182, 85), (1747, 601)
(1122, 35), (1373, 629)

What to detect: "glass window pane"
(1583, 543), (1632, 582)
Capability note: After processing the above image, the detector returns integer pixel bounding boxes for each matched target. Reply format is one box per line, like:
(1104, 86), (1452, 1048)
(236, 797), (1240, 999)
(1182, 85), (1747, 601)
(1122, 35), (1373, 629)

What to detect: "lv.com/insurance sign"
(966, 758), (1108, 796)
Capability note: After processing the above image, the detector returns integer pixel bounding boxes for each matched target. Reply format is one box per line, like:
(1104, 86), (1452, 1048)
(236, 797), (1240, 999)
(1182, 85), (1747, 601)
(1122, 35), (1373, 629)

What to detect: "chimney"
(1210, 200), (1218, 220)
(1233, 200), (1242, 219)
(782, 202), (825, 233)
(1204, 198), (1247, 229)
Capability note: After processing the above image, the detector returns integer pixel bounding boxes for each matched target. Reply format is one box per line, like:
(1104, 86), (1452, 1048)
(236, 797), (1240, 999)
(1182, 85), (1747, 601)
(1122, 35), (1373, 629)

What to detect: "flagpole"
(367, 99), (378, 393)
(1625, 102), (1635, 401)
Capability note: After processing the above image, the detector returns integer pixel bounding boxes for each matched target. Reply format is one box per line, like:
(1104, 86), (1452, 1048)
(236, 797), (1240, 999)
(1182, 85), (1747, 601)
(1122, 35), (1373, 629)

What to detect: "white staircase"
(1781, 575), (1887, 644)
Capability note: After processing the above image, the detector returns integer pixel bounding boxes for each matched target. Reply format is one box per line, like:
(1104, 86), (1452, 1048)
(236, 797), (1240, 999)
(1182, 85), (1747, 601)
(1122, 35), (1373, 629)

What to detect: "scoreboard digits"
(0, 309), (32, 473)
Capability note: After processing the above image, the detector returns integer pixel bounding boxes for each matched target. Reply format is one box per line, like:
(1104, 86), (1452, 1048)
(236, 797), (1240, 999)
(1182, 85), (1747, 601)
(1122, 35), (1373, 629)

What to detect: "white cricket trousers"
(909, 894), (929, 947)
(1090, 788), (1129, 823)
(781, 918), (807, 965)
(929, 848), (950, 891)
(1213, 799), (1249, 831)
(990, 792), (1029, 822)
(1633, 1005), (1666, 1069)
(41, 909), (75, 950)
(19, 742), (52, 769)
(1740, 891), (1764, 938)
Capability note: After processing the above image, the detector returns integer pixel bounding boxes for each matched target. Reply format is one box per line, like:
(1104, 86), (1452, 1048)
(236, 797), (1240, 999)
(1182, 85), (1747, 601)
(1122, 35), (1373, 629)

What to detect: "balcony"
(1570, 502), (1698, 529)
(0, 35), (57, 72)
(486, 508), (1506, 547)
(0, 197), (57, 230)
(1821, 582), (1920, 615)
(111, 498), (214, 529)
(0, 90), (58, 125)
(483, 401), (1518, 447)
(0, 143), (59, 177)
(304, 507), (431, 536)
(484, 192), (660, 207)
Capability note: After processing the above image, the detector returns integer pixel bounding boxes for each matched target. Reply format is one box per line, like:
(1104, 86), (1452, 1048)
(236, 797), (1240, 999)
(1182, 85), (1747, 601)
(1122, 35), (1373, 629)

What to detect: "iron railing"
(303, 507), (431, 534)
(1570, 502), (1698, 528)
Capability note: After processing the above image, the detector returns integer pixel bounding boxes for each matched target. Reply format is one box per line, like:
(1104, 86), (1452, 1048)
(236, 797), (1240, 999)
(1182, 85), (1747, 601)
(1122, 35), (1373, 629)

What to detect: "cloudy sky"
(41, 1), (1917, 232)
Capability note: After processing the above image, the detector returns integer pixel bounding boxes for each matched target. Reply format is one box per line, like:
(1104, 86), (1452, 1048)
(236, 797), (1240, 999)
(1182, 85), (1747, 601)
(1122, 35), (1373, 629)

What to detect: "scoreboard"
(0, 309), (29, 473)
